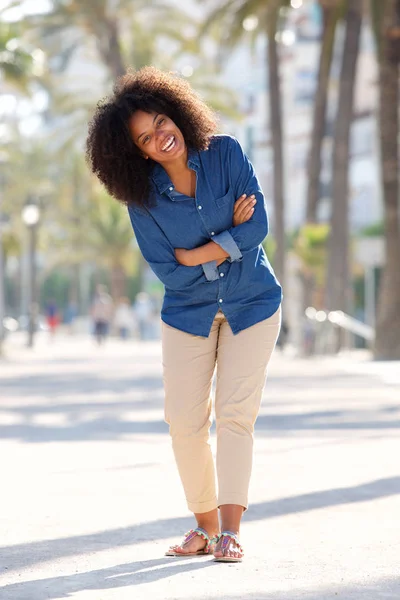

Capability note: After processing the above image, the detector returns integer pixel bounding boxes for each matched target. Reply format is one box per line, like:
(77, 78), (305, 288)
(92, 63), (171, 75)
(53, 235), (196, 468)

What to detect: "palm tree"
(22, 0), (201, 80)
(293, 223), (330, 310)
(0, 21), (33, 353)
(0, 22), (32, 90)
(38, 166), (137, 302)
(371, 0), (400, 359)
(326, 0), (363, 313)
(201, 0), (289, 292)
(88, 187), (137, 300)
(305, 0), (342, 223)
(266, 2), (286, 293)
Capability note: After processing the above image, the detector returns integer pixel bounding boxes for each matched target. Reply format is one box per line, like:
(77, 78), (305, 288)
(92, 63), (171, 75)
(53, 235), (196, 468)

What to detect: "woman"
(86, 67), (282, 562)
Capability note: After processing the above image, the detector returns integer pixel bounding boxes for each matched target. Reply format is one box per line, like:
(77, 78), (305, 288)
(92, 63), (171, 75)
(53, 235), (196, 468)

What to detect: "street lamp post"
(0, 215), (8, 355)
(0, 158), (10, 356)
(22, 199), (40, 348)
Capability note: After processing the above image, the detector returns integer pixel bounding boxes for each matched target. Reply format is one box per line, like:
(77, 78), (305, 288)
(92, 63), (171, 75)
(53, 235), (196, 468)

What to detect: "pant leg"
(215, 308), (281, 509)
(162, 317), (221, 513)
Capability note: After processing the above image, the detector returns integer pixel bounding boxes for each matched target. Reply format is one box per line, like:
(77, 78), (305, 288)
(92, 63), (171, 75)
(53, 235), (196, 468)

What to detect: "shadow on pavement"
(1, 355), (399, 443)
(0, 404), (399, 443)
(0, 556), (215, 599)
(203, 577), (400, 600)
(1, 476), (399, 574)
(0, 374), (163, 398)
(254, 409), (400, 435)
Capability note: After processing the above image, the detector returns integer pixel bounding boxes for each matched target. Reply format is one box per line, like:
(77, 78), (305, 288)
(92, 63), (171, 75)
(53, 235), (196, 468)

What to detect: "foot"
(166, 527), (219, 556)
(213, 531), (244, 562)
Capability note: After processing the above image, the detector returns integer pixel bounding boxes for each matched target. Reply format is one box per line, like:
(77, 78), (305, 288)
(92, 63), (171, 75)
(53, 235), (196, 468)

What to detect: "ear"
(142, 154), (149, 160)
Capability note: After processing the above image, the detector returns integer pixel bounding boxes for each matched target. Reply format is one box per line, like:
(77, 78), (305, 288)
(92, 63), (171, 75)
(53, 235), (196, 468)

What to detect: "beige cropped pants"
(162, 307), (281, 514)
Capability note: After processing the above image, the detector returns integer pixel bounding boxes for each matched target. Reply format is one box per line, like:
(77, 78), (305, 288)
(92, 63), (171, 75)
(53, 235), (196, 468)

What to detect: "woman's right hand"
(233, 194), (256, 226)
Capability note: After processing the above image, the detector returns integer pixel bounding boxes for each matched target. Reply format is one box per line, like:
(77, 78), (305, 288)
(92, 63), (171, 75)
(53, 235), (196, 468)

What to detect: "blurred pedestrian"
(45, 297), (59, 340)
(64, 301), (78, 335)
(114, 296), (134, 339)
(91, 285), (113, 345)
(133, 292), (153, 340)
(86, 67), (282, 562)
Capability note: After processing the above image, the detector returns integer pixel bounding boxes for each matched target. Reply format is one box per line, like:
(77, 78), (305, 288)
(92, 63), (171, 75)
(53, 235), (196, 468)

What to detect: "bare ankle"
(219, 504), (244, 536)
(195, 509), (220, 537)
(196, 521), (220, 537)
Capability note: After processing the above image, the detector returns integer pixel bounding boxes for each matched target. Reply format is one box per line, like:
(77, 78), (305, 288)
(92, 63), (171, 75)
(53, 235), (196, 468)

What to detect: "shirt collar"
(151, 148), (200, 195)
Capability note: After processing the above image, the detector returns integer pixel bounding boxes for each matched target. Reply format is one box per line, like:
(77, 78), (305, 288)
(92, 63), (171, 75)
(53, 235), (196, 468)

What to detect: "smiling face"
(128, 110), (187, 165)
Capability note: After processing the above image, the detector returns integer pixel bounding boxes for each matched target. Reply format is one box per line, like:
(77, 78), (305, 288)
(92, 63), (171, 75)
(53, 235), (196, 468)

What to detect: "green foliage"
(293, 223), (330, 285)
(200, 0), (291, 55)
(1, 230), (20, 259)
(369, 0), (384, 58)
(359, 221), (384, 237)
(0, 22), (33, 90)
(262, 235), (276, 264)
(40, 270), (71, 314)
(88, 186), (135, 271)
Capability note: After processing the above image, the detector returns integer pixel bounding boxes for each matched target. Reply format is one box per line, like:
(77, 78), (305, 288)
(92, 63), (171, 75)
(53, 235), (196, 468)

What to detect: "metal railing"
(303, 307), (375, 355)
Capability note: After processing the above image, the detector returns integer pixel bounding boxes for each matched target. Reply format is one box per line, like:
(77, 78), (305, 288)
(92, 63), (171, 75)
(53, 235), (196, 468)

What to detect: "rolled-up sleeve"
(211, 230), (243, 263)
(211, 137), (269, 262)
(201, 260), (220, 281)
(128, 206), (209, 291)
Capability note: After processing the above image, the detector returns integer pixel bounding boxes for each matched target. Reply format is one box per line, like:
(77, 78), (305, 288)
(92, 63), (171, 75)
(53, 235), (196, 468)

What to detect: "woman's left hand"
(175, 248), (195, 266)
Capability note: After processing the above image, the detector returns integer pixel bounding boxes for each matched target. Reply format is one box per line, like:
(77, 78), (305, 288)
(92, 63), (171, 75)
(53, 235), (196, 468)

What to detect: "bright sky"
(0, 0), (51, 21)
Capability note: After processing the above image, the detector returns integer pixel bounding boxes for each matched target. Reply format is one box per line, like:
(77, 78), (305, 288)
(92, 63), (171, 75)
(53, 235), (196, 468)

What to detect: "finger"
(236, 205), (255, 224)
(235, 194), (256, 212)
(233, 194), (248, 213)
(236, 197), (256, 219)
(243, 206), (255, 220)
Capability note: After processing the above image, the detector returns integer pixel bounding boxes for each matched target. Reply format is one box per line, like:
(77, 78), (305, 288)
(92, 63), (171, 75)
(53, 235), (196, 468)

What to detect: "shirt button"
(219, 299), (223, 303)
(220, 273), (224, 277)
(211, 231), (215, 236)
(169, 186), (173, 191)
(198, 205), (202, 210)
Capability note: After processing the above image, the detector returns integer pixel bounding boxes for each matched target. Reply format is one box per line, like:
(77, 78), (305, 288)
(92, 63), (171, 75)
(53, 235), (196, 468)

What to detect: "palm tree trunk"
(266, 6), (285, 292)
(374, 0), (400, 359)
(93, 17), (126, 79)
(67, 1), (126, 79)
(306, 3), (340, 222)
(302, 2), (340, 315)
(326, 0), (362, 313)
(110, 264), (127, 301)
(0, 237), (5, 355)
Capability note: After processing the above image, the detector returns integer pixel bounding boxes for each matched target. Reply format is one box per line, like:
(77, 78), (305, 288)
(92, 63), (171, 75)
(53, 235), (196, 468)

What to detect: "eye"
(157, 117), (165, 126)
(143, 135), (150, 144)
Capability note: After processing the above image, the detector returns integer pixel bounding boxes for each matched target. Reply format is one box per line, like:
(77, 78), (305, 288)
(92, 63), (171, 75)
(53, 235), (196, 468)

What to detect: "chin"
(164, 146), (186, 162)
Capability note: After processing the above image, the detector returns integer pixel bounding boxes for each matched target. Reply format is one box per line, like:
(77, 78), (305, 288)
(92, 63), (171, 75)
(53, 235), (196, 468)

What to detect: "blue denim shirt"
(128, 135), (282, 337)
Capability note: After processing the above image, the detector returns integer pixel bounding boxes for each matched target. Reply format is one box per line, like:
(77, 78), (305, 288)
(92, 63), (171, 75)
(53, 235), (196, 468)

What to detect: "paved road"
(0, 333), (399, 600)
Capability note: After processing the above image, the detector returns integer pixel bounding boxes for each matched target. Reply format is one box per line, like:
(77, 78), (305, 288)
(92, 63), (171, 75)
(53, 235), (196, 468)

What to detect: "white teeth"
(161, 136), (175, 152)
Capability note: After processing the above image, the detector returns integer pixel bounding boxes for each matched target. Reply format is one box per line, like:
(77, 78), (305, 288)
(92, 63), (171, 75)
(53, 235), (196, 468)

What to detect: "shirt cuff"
(212, 230), (243, 263)
(202, 260), (220, 281)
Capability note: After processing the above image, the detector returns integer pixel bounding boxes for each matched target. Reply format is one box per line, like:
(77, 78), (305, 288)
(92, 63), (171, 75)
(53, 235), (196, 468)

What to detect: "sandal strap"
(217, 530), (244, 553)
(182, 527), (213, 553)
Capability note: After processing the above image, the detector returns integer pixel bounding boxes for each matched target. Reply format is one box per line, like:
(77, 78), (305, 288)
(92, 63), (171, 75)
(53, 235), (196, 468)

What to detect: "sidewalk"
(0, 333), (399, 599)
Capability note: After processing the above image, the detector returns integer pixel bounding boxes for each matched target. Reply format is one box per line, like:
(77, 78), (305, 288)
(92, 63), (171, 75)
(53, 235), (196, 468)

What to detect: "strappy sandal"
(165, 527), (219, 557)
(213, 531), (244, 563)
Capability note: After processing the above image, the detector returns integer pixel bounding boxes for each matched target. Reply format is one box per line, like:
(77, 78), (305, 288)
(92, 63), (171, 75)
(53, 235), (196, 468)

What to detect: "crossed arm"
(174, 193), (257, 267)
(128, 138), (269, 290)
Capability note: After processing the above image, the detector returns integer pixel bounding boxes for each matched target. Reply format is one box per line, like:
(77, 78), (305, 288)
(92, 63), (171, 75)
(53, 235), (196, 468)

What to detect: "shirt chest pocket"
(215, 187), (235, 208)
